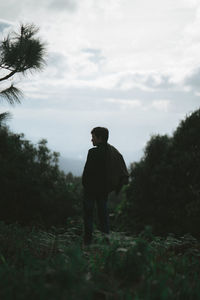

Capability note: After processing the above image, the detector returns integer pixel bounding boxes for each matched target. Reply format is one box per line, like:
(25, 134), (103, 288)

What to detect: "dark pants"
(83, 191), (109, 243)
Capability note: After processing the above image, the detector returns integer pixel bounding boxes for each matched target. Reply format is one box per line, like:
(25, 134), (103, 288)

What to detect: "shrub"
(119, 108), (200, 236)
(0, 125), (82, 227)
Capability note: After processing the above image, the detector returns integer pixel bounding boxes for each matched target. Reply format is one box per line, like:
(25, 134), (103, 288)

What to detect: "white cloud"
(48, 0), (78, 11)
(106, 98), (142, 110)
(151, 100), (171, 112)
(1, 0), (199, 86)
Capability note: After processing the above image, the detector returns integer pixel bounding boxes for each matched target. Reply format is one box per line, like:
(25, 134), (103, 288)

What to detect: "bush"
(118, 108), (200, 236)
(1, 222), (200, 299)
(0, 125), (82, 227)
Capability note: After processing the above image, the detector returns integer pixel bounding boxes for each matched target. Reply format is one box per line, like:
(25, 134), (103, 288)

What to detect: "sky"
(0, 0), (200, 174)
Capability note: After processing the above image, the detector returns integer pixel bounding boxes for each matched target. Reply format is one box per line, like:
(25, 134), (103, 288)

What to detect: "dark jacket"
(106, 144), (129, 194)
(82, 143), (129, 195)
(82, 142), (107, 195)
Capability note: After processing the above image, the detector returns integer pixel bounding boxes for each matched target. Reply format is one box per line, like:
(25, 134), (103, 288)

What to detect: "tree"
(118, 109), (200, 236)
(0, 126), (80, 227)
(0, 23), (46, 121)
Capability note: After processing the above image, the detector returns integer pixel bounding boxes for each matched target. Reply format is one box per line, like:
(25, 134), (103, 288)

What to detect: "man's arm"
(82, 149), (96, 188)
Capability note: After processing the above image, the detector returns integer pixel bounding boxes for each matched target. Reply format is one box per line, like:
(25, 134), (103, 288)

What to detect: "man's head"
(91, 127), (109, 146)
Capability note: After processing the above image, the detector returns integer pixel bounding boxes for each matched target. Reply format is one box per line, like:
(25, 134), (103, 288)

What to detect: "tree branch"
(0, 69), (18, 82)
(0, 111), (11, 124)
(0, 84), (23, 104)
(0, 64), (15, 71)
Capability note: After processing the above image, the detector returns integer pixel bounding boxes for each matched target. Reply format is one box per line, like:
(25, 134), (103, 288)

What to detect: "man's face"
(91, 133), (102, 146)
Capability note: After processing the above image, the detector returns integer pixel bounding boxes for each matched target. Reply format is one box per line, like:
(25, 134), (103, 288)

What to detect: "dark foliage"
(1, 222), (200, 300)
(118, 108), (200, 236)
(0, 23), (46, 104)
(0, 125), (82, 227)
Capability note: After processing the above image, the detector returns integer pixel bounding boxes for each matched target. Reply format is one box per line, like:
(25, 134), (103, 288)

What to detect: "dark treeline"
(118, 108), (200, 237)
(0, 124), (82, 227)
(0, 108), (200, 236)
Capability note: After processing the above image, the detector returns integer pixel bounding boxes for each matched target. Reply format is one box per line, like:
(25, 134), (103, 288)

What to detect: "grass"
(0, 221), (200, 299)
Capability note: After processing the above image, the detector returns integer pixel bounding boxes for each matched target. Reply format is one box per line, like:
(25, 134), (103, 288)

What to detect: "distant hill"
(59, 157), (84, 176)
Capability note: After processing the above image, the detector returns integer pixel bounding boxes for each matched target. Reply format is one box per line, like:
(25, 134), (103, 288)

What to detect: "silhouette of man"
(82, 127), (109, 245)
(82, 126), (128, 246)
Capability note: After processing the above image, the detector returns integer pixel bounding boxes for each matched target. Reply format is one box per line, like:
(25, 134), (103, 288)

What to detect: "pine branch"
(0, 111), (11, 124)
(0, 23), (46, 81)
(0, 23), (46, 105)
(0, 69), (18, 82)
(0, 84), (23, 104)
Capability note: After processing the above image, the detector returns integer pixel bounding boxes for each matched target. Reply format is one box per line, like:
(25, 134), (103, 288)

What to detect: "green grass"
(0, 221), (200, 299)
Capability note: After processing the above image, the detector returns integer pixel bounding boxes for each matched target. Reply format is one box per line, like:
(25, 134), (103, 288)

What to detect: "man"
(82, 127), (129, 246)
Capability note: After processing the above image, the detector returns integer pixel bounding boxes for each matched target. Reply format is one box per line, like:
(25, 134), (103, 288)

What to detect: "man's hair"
(91, 127), (109, 142)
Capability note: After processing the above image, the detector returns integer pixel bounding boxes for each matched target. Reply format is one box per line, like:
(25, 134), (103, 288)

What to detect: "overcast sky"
(0, 0), (200, 172)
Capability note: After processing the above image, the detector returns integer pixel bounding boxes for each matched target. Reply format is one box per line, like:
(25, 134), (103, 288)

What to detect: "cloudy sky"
(0, 0), (200, 174)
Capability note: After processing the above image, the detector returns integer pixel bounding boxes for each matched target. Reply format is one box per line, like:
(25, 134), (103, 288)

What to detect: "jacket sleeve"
(82, 149), (96, 188)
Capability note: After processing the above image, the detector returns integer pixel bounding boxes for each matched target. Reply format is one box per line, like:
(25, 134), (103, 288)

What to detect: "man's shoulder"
(107, 143), (117, 150)
(88, 145), (106, 153)
(88, 145), (106, 160)
(88, 147), (97, 153)
(88, 147), (99, 157)
(107, 143), (121, 156)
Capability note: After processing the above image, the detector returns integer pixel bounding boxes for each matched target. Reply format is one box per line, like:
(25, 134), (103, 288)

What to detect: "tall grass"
(0, 222), (200, 299)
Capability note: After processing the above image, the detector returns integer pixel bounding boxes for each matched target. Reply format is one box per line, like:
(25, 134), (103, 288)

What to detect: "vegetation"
(0, 222), (200, 300)
(116, 109), (200, 237)
(0, 23), (45, 104)
(1, 107), (200, 299)
(0, 124), (82, 227)
(1, 108), (200, 299)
